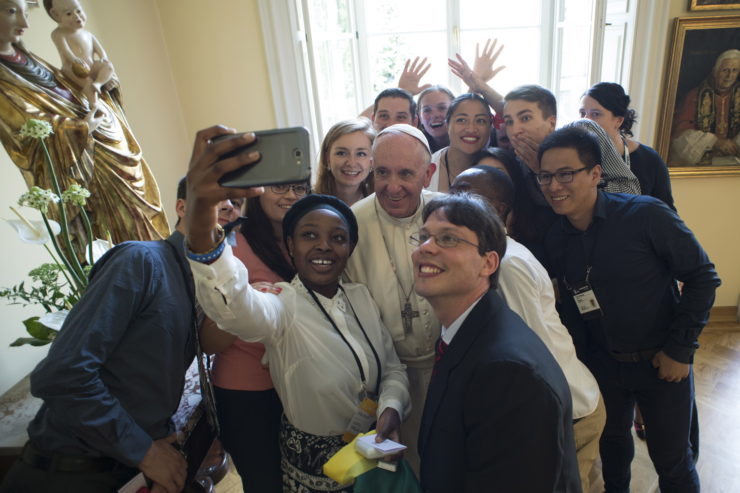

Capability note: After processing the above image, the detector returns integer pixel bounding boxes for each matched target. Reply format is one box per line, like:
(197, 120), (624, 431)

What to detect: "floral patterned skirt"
(279, 415), (352, 492)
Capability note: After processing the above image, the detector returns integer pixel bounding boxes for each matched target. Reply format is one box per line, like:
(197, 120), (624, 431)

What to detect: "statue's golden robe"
(0, 46), (169, 252)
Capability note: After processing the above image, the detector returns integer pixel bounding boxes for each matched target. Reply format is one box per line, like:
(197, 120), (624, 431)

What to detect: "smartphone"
(216, 127), (311, 188)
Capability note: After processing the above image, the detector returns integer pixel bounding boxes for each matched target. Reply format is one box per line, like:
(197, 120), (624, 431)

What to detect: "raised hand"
(449, 54), (486, 94)
(472, 38), (505, 83)
(185, 126), (263, 253)
(398, 57), (432, 95)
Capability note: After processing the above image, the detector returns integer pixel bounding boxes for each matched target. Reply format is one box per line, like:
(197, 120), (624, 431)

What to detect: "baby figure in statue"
(44, 0), (114, 110)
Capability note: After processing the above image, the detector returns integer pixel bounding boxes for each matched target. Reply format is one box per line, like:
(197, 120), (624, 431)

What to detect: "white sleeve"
(498, 255), (554, 346)
(188, 244), (288, 344)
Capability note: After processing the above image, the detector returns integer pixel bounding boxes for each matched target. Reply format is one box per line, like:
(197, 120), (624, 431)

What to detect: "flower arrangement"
(1, 119), (111, 346)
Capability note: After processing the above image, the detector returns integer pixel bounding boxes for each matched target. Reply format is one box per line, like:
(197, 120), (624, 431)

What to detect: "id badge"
(342, 396), (378, 442)
(570, 282), (602, 320)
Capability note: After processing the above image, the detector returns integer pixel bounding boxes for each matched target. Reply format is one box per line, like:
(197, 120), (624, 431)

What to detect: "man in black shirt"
(539, 126), (720, 493)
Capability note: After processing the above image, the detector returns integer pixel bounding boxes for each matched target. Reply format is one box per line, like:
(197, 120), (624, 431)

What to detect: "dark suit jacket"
(418, 290), (582, 493)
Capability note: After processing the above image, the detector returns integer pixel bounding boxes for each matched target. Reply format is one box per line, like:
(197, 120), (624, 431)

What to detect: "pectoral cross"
(401, 302), (419, 335)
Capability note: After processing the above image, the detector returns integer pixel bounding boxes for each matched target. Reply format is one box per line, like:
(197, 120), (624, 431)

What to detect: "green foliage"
(8, 317), (57, 347)
(0, 263), (74, 312)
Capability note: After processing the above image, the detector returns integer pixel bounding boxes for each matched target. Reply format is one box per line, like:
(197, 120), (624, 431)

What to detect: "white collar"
(440, 295), (484, 345)
(373, 194), (424, 226)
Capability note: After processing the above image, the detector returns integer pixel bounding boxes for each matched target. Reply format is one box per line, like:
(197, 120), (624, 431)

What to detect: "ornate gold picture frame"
(689, 0), (740, 11)
(657, 15), (740, 176)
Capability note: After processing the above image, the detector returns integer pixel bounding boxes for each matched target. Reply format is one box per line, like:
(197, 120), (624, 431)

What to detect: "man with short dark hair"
(371, 88), (418, 131)
(539, 126), (720, 493)
(414, 193), (581, 492)
(503, 84), (558, 172)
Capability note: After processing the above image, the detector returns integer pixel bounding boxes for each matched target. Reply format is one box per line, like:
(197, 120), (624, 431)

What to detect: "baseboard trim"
(705, 306), (739, 332)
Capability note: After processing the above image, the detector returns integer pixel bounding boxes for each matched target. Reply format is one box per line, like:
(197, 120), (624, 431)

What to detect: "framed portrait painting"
(689, 1), (740, 11)
(656, 15), (740, 176)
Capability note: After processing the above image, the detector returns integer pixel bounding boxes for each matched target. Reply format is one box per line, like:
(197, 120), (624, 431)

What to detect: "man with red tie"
(412, 193), (581, 492)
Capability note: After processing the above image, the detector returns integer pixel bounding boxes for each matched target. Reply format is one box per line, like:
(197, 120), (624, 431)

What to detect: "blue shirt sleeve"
(644, 201), (721, 362)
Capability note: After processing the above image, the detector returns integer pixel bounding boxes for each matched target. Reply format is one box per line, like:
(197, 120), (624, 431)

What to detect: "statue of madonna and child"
(0, 0), (169, 257)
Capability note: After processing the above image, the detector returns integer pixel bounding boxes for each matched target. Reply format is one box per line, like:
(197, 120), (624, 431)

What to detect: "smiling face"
(448, 99), (491, 155)
(412, 208), (497, 314)
(579, 95), (623, 142)
(328, 131), (373, 190)
(373, 97), (415, 131)
(714, 57), (740, 93)
(0, 0), (28, 54)
(539, 146), (601, 230)
(259, 183), (304, 229)
(287, 208), (352, 298)
(503, 99), (556, 145)
(51, 0), (85, 30)
(419, 90), (452, 140)
(373, 132), (434, 218)
(217, 198), (243, 226)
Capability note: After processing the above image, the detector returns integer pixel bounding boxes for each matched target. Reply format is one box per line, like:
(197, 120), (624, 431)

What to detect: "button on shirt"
(544, 192), (720, 363)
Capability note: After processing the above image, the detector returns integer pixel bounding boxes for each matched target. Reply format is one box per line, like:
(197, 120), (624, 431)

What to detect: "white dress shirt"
(440, 296), (483, 345)
(189, 245), (410, 436)
(498, 237), (601, 419)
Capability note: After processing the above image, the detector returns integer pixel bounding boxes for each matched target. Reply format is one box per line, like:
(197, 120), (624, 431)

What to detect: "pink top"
(211, 233), (285, 391)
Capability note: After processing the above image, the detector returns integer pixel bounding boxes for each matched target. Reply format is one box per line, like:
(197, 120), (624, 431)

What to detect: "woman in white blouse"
(184, 127), (410, 492)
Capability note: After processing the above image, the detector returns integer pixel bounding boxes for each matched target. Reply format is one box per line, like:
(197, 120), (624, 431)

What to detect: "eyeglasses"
(535, 167), (589, 186)
(270, 184), (310, 197)
(409, 231), (479, 250)
(227, 198), (244, 209)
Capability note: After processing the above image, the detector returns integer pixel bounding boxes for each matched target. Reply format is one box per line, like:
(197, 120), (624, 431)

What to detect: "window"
(259, 0), (637, 147)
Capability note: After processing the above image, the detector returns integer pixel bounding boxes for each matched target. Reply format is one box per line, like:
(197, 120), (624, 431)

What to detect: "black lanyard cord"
(305, 283), (382, 396)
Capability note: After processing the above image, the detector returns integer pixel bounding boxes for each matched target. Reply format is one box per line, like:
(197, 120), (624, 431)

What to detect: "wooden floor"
(215, 327), (740, 493)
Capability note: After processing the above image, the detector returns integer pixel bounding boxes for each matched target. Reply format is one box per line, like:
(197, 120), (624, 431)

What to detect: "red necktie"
(432, 338), (448, 376)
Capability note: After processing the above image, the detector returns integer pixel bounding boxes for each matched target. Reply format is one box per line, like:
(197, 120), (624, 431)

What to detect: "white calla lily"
(90, 238), (113, 263)
(38, 310), (70, 331)
(5, 217), (61, 244)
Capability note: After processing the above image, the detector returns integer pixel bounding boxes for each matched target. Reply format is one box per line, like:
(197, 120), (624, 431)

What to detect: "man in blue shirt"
(539, 126), (720, 493)
(0, 179), (240, 493)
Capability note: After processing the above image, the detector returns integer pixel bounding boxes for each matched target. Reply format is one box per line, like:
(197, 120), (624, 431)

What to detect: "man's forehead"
(375, 132), (425, 156)
(423, 210), (473, 235)
(503, 99), (543, 118)
(377, 97), (412, 113)
(540, 146), (586, 170)
(719, 58), (740, 69)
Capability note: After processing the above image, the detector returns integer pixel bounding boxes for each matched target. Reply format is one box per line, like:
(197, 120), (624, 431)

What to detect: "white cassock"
(346, 190), (443, 474)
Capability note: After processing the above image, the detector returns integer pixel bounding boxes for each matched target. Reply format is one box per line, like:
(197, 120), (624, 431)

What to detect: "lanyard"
(560, 219), (602, 290)
(305, 284), (382, 396)
(621, 136), (631, 169)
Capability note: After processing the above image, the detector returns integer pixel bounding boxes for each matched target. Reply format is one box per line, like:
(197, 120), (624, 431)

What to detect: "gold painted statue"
(0, 0), (169, 255)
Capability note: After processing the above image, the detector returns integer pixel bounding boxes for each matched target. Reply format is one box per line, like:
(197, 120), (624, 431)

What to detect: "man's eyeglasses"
(270, 184), (310, 197)
(409, 232), (479, 250)
(535, 167), (589, 186)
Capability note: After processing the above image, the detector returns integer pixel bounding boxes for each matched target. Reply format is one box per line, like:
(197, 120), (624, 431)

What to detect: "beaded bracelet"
(185, 224), (226, 263)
